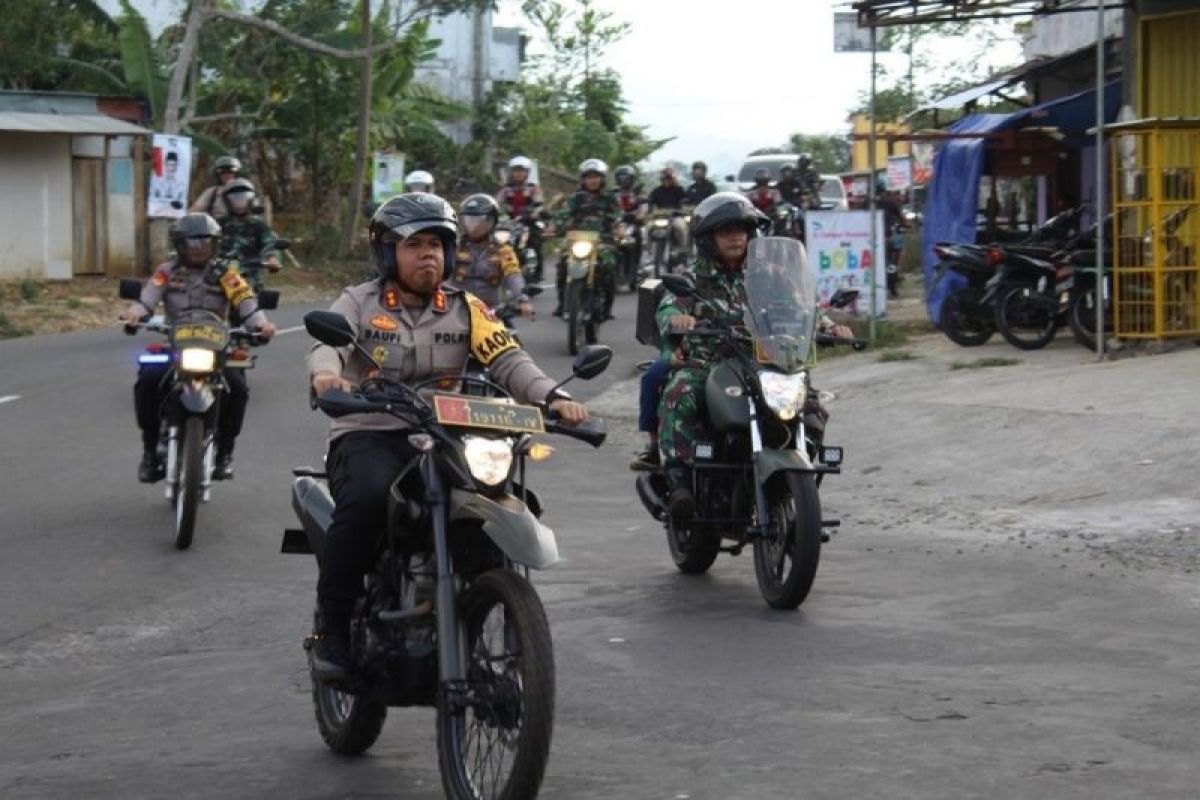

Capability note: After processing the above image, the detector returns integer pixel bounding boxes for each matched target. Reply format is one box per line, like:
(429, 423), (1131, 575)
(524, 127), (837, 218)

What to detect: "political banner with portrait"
(147, 134), (192, 219)
(803, 210), (887, 317)
(373, 152), (407, 203)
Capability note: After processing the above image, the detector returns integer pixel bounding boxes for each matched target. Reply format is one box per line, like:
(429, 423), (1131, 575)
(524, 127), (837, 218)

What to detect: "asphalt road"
(1, 288), (1198, 799)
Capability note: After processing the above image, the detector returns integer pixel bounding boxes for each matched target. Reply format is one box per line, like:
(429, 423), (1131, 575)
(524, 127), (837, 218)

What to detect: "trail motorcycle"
(634, 238), (861, 610)
(499, 219), (545, 283)
(614, 218), (641, 291)
(772, 203), (800, 239)
(646, 209), (688, 276)
(118, 279), (278, 550)
(931, 206), (1086, 347)
(282, 311), (609, 799)
(561, 230), (610, 356)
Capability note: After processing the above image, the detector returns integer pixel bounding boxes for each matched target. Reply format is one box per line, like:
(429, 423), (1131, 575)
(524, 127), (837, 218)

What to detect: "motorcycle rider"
(495, 155), (546, 279)
(191, 155), (244, 219)
(120, 213), (277, 482)
(744, 168), (781, 215)
(216, 178), (281, 292)
(796, 152), (822, 207)
(656, 193), (849, 518)
(553, 158), (620, 320)
(648, 166), (687, 211)
(305, 193), (588, 680)
(613, 164), (648, 276)
(404, 169), (435, 193)
(684, 161), (717, 206)
(447, 193), (532, 316)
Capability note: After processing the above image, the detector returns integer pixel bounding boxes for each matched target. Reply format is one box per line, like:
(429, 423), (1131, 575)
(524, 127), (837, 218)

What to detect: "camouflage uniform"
(656, 256), (747, 467)
(447, 239), (526, 310)
(555, 187), (619, 313)
(217, 215), (279, 291)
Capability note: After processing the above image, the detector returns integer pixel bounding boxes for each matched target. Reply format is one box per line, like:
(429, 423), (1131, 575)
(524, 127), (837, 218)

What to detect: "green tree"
(787, 134), (851, 173)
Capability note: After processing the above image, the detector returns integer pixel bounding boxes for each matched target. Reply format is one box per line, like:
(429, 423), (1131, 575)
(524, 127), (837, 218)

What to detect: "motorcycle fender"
(179, 380), (215, 414)
(754, 448), (814, 482)
(567, 259), (590, 281)
(449, 488), (558, 569)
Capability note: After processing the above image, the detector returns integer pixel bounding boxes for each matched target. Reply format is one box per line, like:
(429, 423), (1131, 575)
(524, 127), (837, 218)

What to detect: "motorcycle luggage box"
(637, 278), (665, 347)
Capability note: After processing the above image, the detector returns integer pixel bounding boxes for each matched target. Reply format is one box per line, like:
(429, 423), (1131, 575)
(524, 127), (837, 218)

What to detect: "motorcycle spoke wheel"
(311, 612), (387, 756)
(753, 473), (821, 610)
(174, 417), (204, 550)
(940, 289), (994, 347)
(566, 282), (583, 356)
(438, 570), (554, 800)
(996, 286), (1057, 350)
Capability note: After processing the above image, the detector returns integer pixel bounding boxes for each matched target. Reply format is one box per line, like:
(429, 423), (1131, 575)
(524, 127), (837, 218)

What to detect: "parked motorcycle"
(283, 311), (609, 798)
(634, 237), (861, 610)
(990, 248), (1074, 350)
(118, 279), (279, 549)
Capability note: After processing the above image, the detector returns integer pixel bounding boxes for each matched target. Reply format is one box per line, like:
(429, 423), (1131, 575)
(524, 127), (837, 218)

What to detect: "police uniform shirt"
(136, 260), (266, 327)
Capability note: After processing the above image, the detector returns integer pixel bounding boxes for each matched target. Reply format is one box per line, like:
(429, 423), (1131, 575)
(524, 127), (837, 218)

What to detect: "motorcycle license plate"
(174, 323), (224, 345)
(819, 446), (844, 466)
(433, 394), (545, 434)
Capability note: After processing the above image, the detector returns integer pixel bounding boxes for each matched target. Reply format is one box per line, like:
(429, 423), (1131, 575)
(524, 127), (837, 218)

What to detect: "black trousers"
(318, 431), (418, 614)
(133, 364), (249, 451)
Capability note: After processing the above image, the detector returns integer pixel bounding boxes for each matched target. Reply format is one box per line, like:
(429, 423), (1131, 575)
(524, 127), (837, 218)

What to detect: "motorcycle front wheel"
(174, 416), (204, 550)
(939, 287), (995, 347)
(566, 281), (585, 356)
(995, 285), (1057, 350)
(1069, 284), (1110, 350)
(437, 569), (554, 800)
(753, 472), (821, 610)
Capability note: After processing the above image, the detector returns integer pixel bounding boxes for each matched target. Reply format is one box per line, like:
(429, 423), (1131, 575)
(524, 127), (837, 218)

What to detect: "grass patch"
(950, 357), (1020, 370)
(19, 279), (40, 302)
(0, 312), (32, 339)
(66, 297), (83, 309)
(878, 349), (919, 362)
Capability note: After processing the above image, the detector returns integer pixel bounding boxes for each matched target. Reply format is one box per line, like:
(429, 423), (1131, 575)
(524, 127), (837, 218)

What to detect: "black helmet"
(170, 213), (222, 266)
(780, 164), (795, 175)
(212, 155), (242, 179)
(797, 152), (813, 166)
(460, 193), (499, 239)
(368, 193), (459, 282)
(615, 164), (636, 187)
(753, 167), (770, 184)
(691, 160), (707, 173)
(689, 192), (770, 258)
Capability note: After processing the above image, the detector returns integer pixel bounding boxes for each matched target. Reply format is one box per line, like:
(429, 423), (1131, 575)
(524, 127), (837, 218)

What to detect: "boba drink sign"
(803, 210), (887, 316)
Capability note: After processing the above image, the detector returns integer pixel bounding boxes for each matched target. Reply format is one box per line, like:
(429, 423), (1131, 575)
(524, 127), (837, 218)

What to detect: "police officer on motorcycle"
(447, 193), (531, 316)
(305, 193), (588, 680)
(120, 213), (277, 482)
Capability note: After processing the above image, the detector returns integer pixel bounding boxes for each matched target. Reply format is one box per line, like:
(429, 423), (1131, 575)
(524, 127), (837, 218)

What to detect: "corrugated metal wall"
(1140, 11), (1200, 117)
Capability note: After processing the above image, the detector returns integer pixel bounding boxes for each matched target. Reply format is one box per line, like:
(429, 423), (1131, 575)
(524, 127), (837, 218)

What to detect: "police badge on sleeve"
(466, 294), (519, 365)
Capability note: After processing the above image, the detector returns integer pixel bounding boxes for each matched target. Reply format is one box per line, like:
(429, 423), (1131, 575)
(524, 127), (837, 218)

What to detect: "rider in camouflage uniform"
(553, 158), (619, 319)
(217, 178), (280, 292)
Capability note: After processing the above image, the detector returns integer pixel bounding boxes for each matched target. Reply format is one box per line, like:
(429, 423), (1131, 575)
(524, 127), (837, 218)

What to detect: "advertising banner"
(803, 210), (887, 317)
(373, 152), (407, 203)
(147, 134), (191, 219)
(887, 155), (912, 191)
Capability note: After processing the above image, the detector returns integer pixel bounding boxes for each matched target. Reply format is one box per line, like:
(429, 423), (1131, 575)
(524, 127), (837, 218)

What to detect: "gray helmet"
(170, 213), (222, 264)
(368, 193), (459, 281)
(614, 164), (636, 186)
(753, 167), (770, 183)
(212, 155), (242, 179)
(221, 177), (255, 198)
(689, 192), (770, 259)
(460, 193), (499, 222)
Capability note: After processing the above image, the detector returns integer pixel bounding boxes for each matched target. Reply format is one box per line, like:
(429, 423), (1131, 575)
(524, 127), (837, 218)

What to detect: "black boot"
(312, 604), (353, 683)
(138, 433), (163, 483)
(665, 466), (695, 520)
(212, 439), (234, 481)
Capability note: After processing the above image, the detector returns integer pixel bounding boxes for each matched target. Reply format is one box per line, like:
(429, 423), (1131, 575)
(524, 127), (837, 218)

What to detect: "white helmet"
(508, 155), (533, 171)
(579, 158), (608, 178)
(404, 169), (435, 192)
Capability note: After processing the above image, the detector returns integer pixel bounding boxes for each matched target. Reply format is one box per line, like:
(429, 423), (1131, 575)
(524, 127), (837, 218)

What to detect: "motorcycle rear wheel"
(437, 569), (554, 800)
(1069, 285), (1110, 350)
(753, 472), (821, 610)
(939, 287), (995, 347)
(310, 612), (387, 755)
(666, 519), (721, 575)
(995, 285), (1057, 350)
(174, 417), (204, 550)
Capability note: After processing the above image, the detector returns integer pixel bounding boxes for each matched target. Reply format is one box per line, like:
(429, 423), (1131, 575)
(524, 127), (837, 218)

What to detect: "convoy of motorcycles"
(931, 206), (1115, 351)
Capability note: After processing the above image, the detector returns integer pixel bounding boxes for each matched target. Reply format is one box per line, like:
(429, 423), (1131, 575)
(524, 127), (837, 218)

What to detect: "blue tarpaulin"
(922, 81), (1121, 323)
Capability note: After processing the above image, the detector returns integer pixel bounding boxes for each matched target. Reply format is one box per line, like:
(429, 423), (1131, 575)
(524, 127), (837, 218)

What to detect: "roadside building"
(0, 91), (149, 280)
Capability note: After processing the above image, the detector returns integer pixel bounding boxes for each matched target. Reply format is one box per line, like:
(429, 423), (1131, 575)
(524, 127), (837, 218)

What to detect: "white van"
(733, 154), (847, 210)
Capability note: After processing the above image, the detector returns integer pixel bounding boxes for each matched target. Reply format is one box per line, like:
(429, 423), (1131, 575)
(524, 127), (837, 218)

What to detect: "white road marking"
(0, 395), (19, 405)
(277, 325), (305, 335)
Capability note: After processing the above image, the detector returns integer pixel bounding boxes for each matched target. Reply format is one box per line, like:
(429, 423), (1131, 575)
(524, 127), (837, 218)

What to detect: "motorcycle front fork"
(161, 420), (215, 502)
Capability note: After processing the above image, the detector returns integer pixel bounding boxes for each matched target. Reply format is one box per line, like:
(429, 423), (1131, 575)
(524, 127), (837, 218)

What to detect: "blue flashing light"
(138, 353), (172, 365)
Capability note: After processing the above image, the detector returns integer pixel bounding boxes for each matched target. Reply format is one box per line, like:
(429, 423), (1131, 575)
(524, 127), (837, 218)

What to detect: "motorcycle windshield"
(741, 237), (818, 372)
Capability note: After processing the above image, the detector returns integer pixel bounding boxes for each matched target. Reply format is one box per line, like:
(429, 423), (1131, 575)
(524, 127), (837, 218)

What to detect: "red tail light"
(146, 342), (165, 354)
(987, 248), (1004, 266)
(229, 348), (251, 362)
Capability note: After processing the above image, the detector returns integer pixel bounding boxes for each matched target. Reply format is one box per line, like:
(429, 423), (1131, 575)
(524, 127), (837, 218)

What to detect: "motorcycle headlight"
(178, 347), (216, 373)
(570, 240), (594, 259)
(758, 372), (806, 421)
(494, 230), (512, 245)
(652, 219), (668, 228)
(463, 436), (514, 486)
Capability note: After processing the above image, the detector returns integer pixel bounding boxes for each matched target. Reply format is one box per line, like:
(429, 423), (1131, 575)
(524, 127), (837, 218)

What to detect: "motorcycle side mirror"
(257, 289), (280, 310)
(304, 310), (356, 347)
(660, 273), (697, 298)
(118, 278), (142, 300)
(572, 345), (612, 381)
(525, 284), (544, 298)
(829, 288), (859, 308)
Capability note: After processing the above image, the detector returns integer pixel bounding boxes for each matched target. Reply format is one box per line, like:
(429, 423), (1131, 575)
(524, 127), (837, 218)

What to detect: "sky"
(104, 0), (1024, 178)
